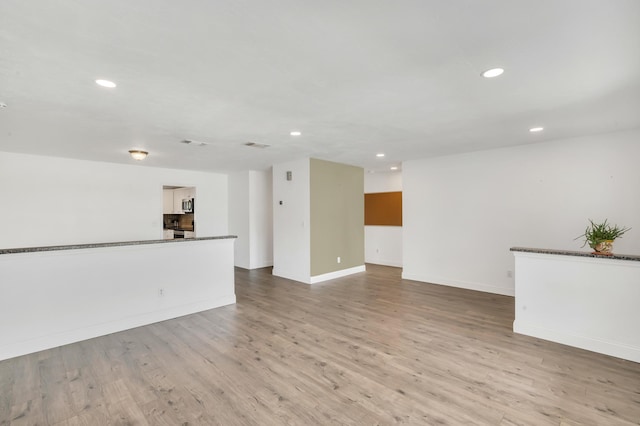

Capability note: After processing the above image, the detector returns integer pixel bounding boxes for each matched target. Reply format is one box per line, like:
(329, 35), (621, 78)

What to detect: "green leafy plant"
(575, 219), (631, 249)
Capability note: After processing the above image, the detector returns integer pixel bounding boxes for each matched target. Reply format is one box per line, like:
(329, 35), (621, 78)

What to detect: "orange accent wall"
(364, 191), (402, 226)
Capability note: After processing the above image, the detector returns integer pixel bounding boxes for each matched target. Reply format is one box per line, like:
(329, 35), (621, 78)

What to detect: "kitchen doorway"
(162, 185), (196, 239)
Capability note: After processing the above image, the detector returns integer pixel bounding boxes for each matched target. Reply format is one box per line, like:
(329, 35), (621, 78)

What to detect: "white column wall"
(365, 171), (403, 267)
(228, 171), (251, 268)
(249, 170), (273, 269)
(272, 158), (310, 283)
(402, 129), (640, 296)
(228, 170), (273, 269)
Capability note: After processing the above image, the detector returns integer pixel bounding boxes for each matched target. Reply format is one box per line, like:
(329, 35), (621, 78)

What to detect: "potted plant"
(575, 219), (631, 255)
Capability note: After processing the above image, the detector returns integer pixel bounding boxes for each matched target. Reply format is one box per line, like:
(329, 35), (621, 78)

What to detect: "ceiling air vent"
(245, 142), (270, 148)
(180, 139), (208, 146)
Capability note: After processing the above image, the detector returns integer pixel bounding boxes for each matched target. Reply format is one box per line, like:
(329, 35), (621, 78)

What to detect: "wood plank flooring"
(1, 264), (639, 425)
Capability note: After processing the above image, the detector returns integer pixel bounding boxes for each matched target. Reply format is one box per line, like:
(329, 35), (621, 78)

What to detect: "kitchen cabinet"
(163, 229), (174, 240)
(173, 188), (186, 214)
(163, 189), (174, 214)
(185, 187), (196, 200)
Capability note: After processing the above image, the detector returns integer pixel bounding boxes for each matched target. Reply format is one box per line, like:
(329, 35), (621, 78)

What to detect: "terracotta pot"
(593, 240), (614, 255)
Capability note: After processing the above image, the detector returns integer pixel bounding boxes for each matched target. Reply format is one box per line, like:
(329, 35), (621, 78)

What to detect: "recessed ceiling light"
(481, 68), (504, 78)
(390, 166), (398, 170)
(529, 127), (544, 133)
(128, 149), (148, 160)
(376, 153), (385, 158)
(290, 131), (302, 136)
(96, 79), (116, 88)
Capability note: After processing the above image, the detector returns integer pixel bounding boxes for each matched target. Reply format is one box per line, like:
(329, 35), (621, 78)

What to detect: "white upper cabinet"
(185, 187), (196, 200)
(163, 189), (174, 214)
(173, 188), (186, 214)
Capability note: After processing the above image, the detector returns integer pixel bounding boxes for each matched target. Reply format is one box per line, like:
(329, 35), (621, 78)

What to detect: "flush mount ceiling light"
(376, 153), (385, 158)
(390, 166), (398, 170)
(0, 102), (7, 108)
(290, 131), (302, 136)
(481, 68), (504, 78)
(529, 127), (544, 133)
(128, 149), (148, 160)
(95, 79), (116, 88)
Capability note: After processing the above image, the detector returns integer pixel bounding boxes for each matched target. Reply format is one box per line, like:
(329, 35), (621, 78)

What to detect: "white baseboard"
(0, 295), (236, 362)
(310, 265), (366, 284)
(514, 320), (640, 363)
(401, 272), (514, 296)
(365, 259), (403, 268)
(273, 265), (367, 285)
(272, 268), (311, 284)
(249, 259), (274, 269)
(235, 262), (274, 271)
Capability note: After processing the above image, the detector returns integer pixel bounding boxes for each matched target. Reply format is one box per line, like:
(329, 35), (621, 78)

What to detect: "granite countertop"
(510, 247), (640, 262)
(0, 235), (238, 255)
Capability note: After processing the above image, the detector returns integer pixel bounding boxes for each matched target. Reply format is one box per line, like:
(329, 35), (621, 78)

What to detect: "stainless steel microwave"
(181, 198), (194, 213)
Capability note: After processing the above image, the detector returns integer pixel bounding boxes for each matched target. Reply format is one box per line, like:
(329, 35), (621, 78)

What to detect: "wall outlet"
(158, 288), (165, 296)
(507, 270), (513, 278)
(337, 256), (341, 264)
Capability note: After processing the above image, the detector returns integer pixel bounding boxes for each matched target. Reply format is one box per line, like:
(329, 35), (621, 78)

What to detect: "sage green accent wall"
(310, 158), (364, 276)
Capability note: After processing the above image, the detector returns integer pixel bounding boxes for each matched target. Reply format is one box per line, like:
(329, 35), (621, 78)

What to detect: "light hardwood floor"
(1, 264), (639, 425)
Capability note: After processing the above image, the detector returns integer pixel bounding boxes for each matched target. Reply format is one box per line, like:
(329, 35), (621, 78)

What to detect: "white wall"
(0, 151), (228, 248)
(403, 129), (640, 296)
(272, 158), (310, 283)
(513, 251), (640, 363)
(365, 171), (403, 267)
(0, 238), (236, 361)
(249, 170), (273, 269)
(228, 170), (273, 269)
(228, 171), (251, 268)
(365, 226), (403, 268)
(364, 171), (403, 193)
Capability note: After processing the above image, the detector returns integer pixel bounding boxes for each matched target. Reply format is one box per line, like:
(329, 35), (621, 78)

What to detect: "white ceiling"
(1, 0), (639, 173)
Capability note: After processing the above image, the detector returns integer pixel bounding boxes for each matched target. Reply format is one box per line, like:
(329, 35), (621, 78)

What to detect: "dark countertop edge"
(510, 247), (640, 262)
(0, 235), (238, 255)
